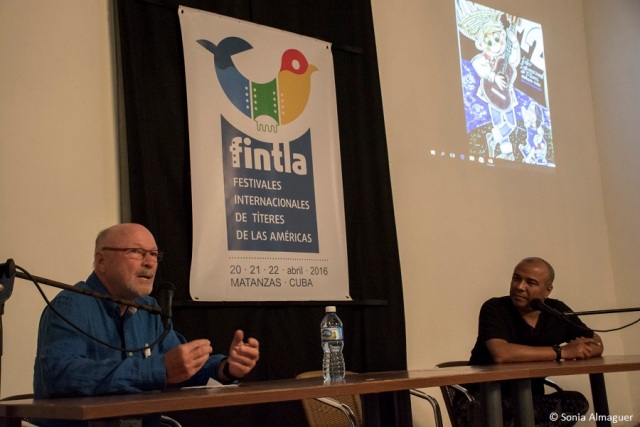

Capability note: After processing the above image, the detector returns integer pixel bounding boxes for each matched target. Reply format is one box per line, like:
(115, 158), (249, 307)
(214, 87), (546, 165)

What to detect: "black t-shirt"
(466, 296), (593, 396)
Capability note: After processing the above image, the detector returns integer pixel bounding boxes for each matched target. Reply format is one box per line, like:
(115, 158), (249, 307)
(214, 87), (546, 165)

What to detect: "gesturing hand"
(165, 339), (213, 384)
(223, 330), (260, 380)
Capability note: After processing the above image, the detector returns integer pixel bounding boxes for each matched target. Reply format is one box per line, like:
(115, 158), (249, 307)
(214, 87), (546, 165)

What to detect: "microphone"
(530, 298), (565, 319)
(530, 298), (593, 334)
(155, 282), (175, 330)
(0, 259), (16, 304)
(0, 259), (16, 356)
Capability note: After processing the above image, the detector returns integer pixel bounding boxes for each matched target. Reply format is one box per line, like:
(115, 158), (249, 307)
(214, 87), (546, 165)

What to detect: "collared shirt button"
(128, 352), (134, 357)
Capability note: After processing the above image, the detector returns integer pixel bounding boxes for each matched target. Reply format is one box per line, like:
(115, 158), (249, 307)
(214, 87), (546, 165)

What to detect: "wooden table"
(1, 355), (638, 427)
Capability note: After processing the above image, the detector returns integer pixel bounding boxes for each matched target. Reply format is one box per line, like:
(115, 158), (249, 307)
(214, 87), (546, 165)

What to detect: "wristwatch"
(552, 344), (562, 361)
(222, 358), (241, 382)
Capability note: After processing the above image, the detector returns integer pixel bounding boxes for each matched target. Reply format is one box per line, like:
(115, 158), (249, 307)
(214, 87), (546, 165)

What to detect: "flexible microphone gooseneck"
(530, 298), (594, 334)
(0, 258), (174, 353)
(531, 298), (640, 333)
(530, 298), (565, 318)
(1, 259), (162, 315)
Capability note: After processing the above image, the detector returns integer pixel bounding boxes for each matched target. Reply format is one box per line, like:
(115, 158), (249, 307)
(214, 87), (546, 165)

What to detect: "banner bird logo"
(197, 36), (318, 133)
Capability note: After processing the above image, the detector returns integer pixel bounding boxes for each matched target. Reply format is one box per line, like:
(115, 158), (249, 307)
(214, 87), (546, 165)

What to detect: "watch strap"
(222, 358), (241, 382)
(552, 344), (562, 361)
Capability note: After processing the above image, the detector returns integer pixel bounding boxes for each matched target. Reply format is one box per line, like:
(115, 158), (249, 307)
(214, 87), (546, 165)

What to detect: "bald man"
(33, 223), (259, 427)
(456, 257), (603, 427)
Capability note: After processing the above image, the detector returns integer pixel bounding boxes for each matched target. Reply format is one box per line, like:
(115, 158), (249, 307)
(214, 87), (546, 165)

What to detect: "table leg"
(513, 379), (535, 427)
(589, 373), (611, 427)
(480, 382), (503, 427)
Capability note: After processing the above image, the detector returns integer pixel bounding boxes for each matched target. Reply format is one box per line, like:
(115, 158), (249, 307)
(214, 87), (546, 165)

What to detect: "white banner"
(179, 7), (350, 301)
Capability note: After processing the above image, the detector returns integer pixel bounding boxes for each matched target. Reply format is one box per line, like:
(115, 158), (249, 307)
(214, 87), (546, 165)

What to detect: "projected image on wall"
(447, 0), (554, 168)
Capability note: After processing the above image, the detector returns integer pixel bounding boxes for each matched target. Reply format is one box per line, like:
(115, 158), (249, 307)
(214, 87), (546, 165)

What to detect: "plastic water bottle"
(321, 306), (345, 381)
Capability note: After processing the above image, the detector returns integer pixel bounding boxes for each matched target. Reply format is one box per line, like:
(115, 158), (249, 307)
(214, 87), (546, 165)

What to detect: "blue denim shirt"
(32, 272), (226, 426)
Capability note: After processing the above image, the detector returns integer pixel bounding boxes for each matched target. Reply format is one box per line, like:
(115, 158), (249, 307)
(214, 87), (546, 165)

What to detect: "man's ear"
(544, 285), (553, 298)
(94, 252), (105, 271)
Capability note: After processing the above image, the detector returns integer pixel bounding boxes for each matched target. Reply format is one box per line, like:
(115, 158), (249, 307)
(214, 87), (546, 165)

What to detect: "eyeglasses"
(101, 247), (164, 262)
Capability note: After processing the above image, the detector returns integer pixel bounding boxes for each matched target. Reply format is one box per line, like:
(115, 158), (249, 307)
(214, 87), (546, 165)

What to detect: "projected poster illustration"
(450, 0), (554, 168)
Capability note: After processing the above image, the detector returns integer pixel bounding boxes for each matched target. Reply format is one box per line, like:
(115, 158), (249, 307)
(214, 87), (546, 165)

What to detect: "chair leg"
(410, 389), (444, 427)
(160, 415), (182, 427)
(314, 397), (358, 427)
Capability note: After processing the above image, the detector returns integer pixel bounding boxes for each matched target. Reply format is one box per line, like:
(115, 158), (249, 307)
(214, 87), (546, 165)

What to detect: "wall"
(584, 0), (640, 410)
(371, 0), (639, 425)
(0, 0), (118, 397)
(1, 0), (638, 426)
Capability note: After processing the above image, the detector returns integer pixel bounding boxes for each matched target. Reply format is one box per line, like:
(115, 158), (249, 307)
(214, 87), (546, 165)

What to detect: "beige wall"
(1, 1), (638, 426)
(584, 0), (640, 409)
(0, 0), (119, 397)
(371, 0), (639, 425)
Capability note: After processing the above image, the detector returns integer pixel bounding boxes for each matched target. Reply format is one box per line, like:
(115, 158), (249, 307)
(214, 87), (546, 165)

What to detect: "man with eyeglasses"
(32, 223), (260, 427)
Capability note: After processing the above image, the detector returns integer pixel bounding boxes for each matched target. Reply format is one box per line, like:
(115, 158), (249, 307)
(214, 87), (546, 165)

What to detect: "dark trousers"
(454, 390), (589, 427)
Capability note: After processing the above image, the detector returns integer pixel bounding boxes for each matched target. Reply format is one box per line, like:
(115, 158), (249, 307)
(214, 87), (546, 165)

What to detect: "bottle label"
(321, 327), (343, 341)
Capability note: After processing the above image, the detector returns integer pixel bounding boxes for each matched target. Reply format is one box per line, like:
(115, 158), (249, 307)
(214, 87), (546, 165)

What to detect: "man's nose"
(141, 253), (156, 266)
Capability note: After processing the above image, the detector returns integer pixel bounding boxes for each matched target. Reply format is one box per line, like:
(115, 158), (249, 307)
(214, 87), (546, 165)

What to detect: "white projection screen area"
(436, 0), (554, 169)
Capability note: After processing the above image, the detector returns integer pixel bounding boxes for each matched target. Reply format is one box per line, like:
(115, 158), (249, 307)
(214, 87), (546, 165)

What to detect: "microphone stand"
(561, 305), (640, 425)
(534, 299), (640, 422)
(0, 258), (164, 397)
(1, 259), (162, 315)
(12, 270), (163, 315)
(564, 307), (640, 316)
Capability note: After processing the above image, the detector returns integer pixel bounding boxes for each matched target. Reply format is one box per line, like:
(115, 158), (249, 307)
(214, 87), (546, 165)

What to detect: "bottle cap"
(325, 305), (336, 312)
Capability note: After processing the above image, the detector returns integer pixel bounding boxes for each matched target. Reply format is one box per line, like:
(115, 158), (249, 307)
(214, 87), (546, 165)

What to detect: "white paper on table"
(183, 378), (239, 389)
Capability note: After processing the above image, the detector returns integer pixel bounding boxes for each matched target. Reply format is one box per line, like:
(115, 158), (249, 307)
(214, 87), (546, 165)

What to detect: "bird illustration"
(197, 37), (318, 133)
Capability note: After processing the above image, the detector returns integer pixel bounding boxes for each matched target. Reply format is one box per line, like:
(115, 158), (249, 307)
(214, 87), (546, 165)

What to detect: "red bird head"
(280, 49), (310, 74)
